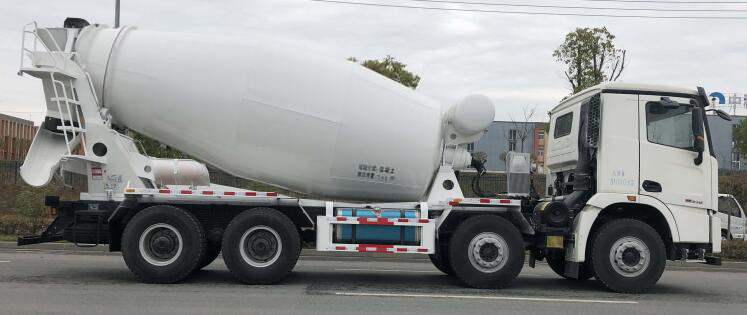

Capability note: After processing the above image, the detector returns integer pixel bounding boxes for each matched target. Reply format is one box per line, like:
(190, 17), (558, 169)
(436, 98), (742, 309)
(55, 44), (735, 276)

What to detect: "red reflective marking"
(266, 192), (278, 197)
(499, 199), (512, 204)
(418, 219), (429, 223)
(448, 200), (460, 206)
(180, 190), (192, 195)
(397, 218), (409, 223)
(335, 246), (347, 250)
(223, 191), (236, 196)
(357, 244), (394, 253)
(480, 198), (491, 203)
(158, 189), (170, 194)
(417, 248), (429, 253)
(396, 248), (408, 252)
(336, 217), (347, 221)
(202, 191), (214, 195)
(357, 218), (394, 225)
(245, 192), (257, 196)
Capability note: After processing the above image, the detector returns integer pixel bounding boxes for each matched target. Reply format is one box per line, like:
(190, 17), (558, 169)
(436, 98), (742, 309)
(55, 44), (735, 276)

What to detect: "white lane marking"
(667, 266), (747, 272)
(334, 268), (544, 277)
(335, 268), (439, 273)
(0, 260), (10, 263)
(335, 292), (638, 304)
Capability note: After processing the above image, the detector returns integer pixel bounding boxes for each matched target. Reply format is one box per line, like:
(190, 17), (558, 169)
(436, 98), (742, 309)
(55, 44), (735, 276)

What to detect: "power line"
(404, 0), (747, 12)
(309, 0), (747, 19)
(573, 0), (747, 4)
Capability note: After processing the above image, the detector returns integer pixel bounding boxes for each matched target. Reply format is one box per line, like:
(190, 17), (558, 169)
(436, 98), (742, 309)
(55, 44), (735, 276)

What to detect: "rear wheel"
(545, 255), (594, 280)
(448, 215), (525, 288)
(196, 243), (221, 270)
(122, 205), (205, 283)
(222, 208), (300, 284)
(589, 219), (666, 293)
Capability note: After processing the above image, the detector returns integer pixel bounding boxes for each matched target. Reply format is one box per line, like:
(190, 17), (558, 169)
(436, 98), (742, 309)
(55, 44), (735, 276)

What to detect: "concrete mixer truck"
(15, 19), (727, 293)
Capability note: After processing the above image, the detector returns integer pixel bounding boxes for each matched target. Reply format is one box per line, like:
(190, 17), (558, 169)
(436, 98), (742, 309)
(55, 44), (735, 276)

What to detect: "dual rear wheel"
(122, 206), (300, 284)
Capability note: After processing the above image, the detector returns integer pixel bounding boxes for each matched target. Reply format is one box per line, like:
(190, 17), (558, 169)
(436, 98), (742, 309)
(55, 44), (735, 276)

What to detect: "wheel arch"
(569, 193), (681, 262)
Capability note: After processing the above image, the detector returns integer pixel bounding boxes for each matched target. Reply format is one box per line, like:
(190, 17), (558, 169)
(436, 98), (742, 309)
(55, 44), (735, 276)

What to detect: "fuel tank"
(73, 25), (481, 201)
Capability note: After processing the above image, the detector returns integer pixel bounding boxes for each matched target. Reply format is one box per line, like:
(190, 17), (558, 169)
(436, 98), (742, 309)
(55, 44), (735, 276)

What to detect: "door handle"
(642, 180), (662, 193)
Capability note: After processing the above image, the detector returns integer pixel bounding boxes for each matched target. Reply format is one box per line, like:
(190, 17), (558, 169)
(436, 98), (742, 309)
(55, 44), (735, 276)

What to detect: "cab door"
(638, 94), (712, 242)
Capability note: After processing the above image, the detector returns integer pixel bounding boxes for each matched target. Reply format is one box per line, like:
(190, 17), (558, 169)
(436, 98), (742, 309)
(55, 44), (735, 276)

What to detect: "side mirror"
(707, 108), (732, 121)
(692, 107), (705, 165)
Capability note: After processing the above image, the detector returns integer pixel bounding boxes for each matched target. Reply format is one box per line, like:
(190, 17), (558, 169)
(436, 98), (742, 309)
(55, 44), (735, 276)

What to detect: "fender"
(566, 193), (680, 262)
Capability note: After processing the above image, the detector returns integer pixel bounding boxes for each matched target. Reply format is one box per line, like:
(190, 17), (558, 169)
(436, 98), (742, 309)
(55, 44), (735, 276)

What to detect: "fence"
(0, 160), (87, 189)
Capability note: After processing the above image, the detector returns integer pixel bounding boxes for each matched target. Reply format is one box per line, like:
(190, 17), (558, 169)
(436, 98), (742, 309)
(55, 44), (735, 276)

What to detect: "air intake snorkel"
(563, 94), (600, 213)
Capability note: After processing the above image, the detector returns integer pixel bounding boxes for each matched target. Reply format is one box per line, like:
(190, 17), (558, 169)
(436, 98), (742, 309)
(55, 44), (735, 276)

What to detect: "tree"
(734, 118), (747, 158)
(130, 131), (189, 159)
(553, 27), (627, 94)
(505, 105), (537, 152)
(348, 56), (421, 89)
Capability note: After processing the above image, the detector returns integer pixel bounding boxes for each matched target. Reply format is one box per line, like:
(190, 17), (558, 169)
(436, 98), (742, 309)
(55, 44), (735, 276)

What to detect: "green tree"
(348, 56), (421, 89)
(15, 186), (53, 234)
(734, 118), (747, 157)
(130, 131), (189, 159)
(553, 27), (627, 94)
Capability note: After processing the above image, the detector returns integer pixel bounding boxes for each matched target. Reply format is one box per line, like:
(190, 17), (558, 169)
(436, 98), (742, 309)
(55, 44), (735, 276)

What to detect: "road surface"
(0, 248), (745, 314)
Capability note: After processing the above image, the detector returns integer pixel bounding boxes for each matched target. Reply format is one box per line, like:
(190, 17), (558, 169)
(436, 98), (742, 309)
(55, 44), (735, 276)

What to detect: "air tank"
(73, 25), (490, 201)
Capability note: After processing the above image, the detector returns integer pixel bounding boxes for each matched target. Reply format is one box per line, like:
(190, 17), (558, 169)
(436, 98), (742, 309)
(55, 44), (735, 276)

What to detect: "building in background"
(531, 123), (548, 174)
(470, 121), (541, 172)
(0, 113), (38, 161)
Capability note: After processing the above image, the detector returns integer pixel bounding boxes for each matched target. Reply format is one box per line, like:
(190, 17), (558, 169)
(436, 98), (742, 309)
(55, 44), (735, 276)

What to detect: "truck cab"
(536, 83), (726, 292)
(717, 194), (746, 240)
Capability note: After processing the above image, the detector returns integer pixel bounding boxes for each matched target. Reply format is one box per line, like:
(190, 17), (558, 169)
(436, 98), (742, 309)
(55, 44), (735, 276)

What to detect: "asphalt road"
(1, 248), (746, 315)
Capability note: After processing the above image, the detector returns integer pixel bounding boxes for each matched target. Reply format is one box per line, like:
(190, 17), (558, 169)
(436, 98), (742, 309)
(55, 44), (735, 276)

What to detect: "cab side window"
(645, 103), (694, 150)
(554, 112), (573, 139)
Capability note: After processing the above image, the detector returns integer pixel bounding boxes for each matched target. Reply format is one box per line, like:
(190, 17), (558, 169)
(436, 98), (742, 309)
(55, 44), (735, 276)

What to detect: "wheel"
(545, 255), (594, 280)
(196, 243), (221, 270)
(589, 218), (666, 293)
(222, 208), (301, 284)
(429, 242), (453, 275)
(448, 215), (525, 289)
(121, 205), (205, 283)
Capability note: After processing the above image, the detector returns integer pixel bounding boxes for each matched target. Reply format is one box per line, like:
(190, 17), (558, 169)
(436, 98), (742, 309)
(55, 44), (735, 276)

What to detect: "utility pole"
(115, 0), (120, 28)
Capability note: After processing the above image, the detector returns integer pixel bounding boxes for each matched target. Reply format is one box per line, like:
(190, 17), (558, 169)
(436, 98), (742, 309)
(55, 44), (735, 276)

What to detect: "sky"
(0, 0), (746, 124)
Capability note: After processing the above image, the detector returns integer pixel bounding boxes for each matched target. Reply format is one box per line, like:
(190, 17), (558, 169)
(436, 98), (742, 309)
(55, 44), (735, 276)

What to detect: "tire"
(121, 205), (205, 283)
(196, 243), (221, 270)
(222, 208), (301, 284)
(429, 243), (453, 275)
(589, 218), (666, 293)
(545, 255), (594, 281)
(448, 215), (525, 289)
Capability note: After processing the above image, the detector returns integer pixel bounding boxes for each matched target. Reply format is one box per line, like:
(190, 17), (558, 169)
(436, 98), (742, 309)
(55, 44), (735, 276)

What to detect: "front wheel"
(589, 219), (666, 293)
(222, 208), (301, 284)
(448, 215), (525, 289)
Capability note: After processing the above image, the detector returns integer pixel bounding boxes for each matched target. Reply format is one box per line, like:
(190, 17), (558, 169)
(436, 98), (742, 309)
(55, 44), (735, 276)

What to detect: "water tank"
(73, 25), (450, 201)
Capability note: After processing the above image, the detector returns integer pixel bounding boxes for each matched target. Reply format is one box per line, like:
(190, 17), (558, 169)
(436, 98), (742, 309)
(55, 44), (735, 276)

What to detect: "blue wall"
(472, 121), (537, 171)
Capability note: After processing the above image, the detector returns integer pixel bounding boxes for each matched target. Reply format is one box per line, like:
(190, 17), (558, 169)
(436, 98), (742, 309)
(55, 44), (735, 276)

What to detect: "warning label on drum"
(356, 163), (396, 182)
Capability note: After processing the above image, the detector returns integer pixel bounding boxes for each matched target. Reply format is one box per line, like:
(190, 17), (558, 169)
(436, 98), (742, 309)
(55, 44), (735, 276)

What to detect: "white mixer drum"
(74, 26), (445, 201)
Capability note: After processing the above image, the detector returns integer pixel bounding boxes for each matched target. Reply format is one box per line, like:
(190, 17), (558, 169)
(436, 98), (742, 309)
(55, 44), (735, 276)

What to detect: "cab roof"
(550, 82), (699, 114)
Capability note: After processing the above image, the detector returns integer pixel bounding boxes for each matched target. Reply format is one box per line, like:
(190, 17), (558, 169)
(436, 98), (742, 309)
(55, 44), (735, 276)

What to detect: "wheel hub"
(609, 236), (650, 277)
(239, 226), (283, 268)
(468, 232), (508, 273)
(139, 223), (183, 266)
